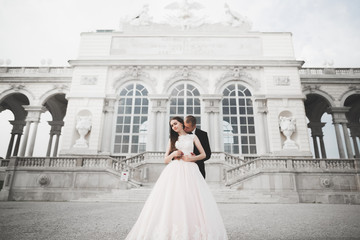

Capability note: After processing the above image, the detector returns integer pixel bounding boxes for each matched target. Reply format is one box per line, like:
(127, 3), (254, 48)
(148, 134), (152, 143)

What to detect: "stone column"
(348, 123), (360, 159)
(307, 122), (327, 158)
(100, 96), (117, 155)
(148, 95), (169, 151)
(8, 121), (26, 157)
(20, 106), (46, 157)
(254, 97), (269, 154)
(47, 121), (64, 157)
(19, 121), (31, 157)
(328, 107), (352, 159)
(202, 95), (222, 152)
(5, 134), (15, 159)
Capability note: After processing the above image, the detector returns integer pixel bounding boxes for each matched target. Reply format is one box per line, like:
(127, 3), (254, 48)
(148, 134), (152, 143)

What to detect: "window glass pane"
(240, 126), (247, 133)
(240, 117), (246, 124)
(133, 116), (140, 124)
(134, 107), (141, 114)
(131, 145), (138, 153)
(242, 146), (248, 154)
(116, 125), (122, 133)
(114, 145), (120, 153)
(250, 146), (257, 154)
(249, 136), (256, 144)
(132, 135), (139, 143)
(238, 99), (245, 106)
(124, 125), (130, 133)
(248, 126), (255, 133)
(122, 145), (129, 153)
(133, 125), (139, 133)
(233, 145), (239, 154)
(135, 98), (141, 105)
(125, 107), (132, 114)
(123, 135), (129, 143)
(115, 136), (121, 143)
(125, 117), (131, 124)
(142, 107), (148, 114)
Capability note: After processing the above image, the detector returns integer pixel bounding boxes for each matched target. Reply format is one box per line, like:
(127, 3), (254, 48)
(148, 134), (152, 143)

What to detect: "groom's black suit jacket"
(193, 128), (211, 179)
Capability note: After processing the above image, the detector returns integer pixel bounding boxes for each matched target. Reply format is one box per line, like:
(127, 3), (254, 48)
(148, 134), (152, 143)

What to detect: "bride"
(125, 116), (228, 240)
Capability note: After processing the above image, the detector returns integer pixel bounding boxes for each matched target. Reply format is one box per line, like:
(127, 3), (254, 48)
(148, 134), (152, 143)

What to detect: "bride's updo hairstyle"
(169, 116), (184, 153)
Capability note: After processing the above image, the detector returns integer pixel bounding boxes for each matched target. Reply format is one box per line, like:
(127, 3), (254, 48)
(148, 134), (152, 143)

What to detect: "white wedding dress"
(125, 134), (228, 240)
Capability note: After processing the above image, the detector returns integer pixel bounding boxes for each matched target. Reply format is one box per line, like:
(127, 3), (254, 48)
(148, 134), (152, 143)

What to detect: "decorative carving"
(279, 116), (298, 150)
(164, 0), (205, 29)
(274, 76), (290, 86)
(53, 84), (69, 91)
(223, 3), (252, 29)
(9, 84), (25, 91)
(320, 177), (332, 188)
(74, 116), (92, 148)
(218, 67), (259, 90)
(302, 84), (321, 92)
(38, 174), (51, 187)
(80, 76), (98, 85)
(129, 4), (153, 26)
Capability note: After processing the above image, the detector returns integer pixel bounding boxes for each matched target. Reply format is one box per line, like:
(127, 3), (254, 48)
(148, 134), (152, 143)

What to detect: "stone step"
(72, 188), (297, 203)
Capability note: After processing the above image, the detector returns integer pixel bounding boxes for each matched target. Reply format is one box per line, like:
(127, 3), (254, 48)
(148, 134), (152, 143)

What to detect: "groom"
(184, 115), (211, 178)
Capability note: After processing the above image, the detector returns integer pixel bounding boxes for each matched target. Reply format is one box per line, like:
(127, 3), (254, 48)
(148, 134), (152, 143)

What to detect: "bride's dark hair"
(169, 116), (184, 153)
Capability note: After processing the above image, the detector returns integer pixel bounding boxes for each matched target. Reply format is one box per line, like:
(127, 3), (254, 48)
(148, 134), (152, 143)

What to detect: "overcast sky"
(0, 0), (359, 158)
(0, 0), (359, 67)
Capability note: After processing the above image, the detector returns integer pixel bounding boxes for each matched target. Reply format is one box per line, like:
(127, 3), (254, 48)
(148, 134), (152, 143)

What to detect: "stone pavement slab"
(0, 202), (360, 240)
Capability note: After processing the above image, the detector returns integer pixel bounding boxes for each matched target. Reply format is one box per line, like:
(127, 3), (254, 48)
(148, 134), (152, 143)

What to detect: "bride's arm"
(164, 139), (182, 164)
(182, 135), (206, 162)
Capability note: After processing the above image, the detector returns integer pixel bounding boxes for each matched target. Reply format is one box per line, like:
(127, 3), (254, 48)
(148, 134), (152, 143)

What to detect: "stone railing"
(0, 159), (10, 167)
(120, 153), (146, 167)
(0, 67), (73, 75)
(50, 158), (77, 168)
(210, 152), (244, 166)
(299, 68), (360, 75)
(226, 158), (359, 186)
(16, 157), (46, 167)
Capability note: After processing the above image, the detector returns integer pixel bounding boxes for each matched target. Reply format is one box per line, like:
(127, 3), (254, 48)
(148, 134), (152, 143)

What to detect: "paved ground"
(0, 202), (360, 240)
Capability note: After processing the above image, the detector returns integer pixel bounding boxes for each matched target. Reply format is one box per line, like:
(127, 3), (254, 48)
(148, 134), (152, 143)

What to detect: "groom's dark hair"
(185, 115), (196, 126)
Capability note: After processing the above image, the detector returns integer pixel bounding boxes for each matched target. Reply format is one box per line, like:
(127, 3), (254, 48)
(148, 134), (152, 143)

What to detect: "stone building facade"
(0, 7), (359, 203)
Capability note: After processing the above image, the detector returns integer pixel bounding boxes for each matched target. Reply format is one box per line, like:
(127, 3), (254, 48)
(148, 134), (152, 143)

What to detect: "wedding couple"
(125, 116), (228, 240)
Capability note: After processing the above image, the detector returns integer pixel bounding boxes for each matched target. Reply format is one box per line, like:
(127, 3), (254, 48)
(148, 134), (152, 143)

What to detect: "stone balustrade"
(299, 68), (360, 75)
(211, 152), (244, 166)
(292, 159), (321, 169)
(50, 158), (77, 168)
(16, 157), (46, 167)
(0, 67), (73, 75)
(0, 159), (9, 167)
(226, 158), (359, 186)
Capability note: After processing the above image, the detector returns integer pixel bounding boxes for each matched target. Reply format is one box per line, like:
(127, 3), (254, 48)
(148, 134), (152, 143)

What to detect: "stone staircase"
(72, 187), (299, 203)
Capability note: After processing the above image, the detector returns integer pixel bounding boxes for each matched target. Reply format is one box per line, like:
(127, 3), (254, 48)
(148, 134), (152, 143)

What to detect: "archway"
(344, 94), (360, 158)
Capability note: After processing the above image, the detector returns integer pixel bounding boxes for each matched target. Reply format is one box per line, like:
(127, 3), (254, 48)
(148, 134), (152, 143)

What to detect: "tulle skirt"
(125, 160), (228, 240)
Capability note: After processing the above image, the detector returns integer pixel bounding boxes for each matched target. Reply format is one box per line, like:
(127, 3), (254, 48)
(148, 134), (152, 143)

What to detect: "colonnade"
(308, 107), (360, 159)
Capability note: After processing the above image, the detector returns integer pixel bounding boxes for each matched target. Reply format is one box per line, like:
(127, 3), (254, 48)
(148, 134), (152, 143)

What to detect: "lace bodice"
(175, 134), (194, 156)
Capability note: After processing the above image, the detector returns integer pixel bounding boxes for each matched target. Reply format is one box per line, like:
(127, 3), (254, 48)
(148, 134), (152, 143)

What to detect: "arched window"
(114, 83), (148, 154)
(222, 84), (256, 154)
(169, 83), (201, 126)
